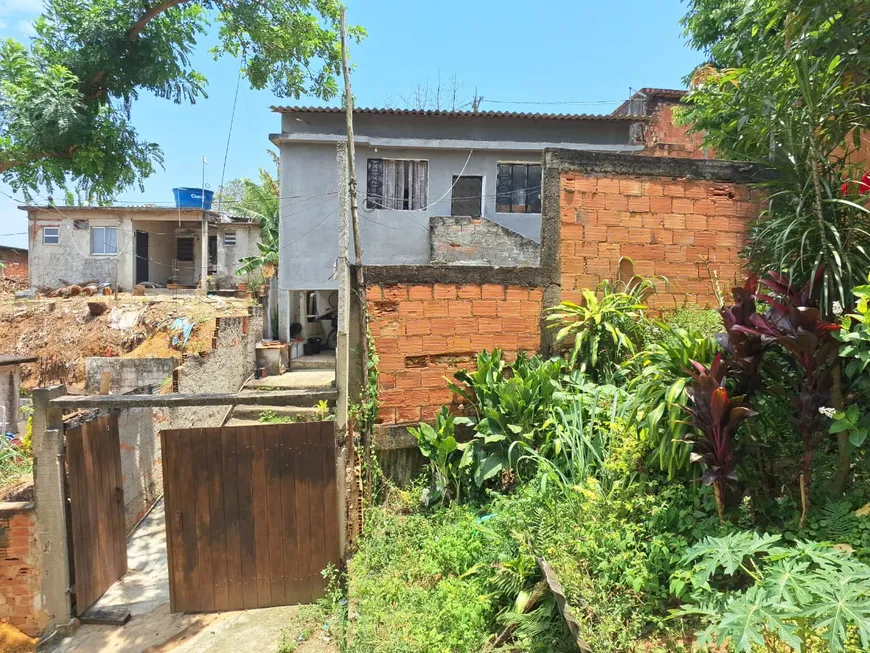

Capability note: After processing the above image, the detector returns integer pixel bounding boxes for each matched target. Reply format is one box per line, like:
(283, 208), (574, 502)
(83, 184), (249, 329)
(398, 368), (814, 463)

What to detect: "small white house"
(20, 205), (260, 290)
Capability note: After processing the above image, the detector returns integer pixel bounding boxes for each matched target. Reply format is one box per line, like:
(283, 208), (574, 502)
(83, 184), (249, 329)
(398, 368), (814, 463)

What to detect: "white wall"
(28, 212), (134, 289)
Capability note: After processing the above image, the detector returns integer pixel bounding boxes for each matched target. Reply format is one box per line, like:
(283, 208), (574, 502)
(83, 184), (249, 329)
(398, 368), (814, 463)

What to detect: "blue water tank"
(172, 187), (214, 210)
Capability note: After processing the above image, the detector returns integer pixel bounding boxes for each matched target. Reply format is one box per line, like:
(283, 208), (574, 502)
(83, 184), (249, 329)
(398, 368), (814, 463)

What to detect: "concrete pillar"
(334, 141), (351, 559)
(31, 385), (73, 631)
(0, 363), (21, 433)
(116, 216), (136, 291)
(200, 214), (209, 294)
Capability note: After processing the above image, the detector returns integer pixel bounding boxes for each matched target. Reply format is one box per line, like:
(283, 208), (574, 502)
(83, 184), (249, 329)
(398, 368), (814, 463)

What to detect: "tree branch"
(82, 0), (193, 96)
(0, 147), (78, 173)
(128, 0), (191, 39)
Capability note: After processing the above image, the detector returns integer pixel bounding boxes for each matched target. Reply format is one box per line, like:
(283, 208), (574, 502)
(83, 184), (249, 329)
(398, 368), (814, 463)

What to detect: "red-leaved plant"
(718, 274), (765, 397)
(684, 353), (756, 523)
(729, 270), (841, 525)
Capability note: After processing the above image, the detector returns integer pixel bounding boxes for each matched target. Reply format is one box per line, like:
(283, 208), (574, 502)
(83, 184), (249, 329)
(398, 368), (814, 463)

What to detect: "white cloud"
(0, 0), (44, 17)
(16, 19), (35, 36)
(0, 21), (7, 30)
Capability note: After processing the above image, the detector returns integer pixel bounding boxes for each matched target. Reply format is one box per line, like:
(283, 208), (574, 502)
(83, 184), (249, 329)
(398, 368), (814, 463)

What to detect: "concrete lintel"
(359, 264), (548, 287)
(0, 355), (38, 366)
(268, 132), (646, 154)
(51, 389), (337, 409)
(543, 148), (775, 183)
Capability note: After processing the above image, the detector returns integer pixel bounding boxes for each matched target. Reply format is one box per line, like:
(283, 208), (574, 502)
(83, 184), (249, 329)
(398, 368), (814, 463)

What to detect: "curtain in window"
(369, 159), (428, 210)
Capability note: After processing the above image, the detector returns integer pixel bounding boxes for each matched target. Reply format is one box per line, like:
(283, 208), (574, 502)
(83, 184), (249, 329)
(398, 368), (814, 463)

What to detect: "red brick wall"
(642, 99), (710, 160)
(0, 503), (44, 636)
(1, 262), (29, 283)
(560, 172), (761, 309)
(367, 283), (542, 424)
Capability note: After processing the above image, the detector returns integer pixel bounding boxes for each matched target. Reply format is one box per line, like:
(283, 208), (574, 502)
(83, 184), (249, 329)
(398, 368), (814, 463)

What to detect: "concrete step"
(231, 404), (324, 421)
(290, 353), (336, 370)
(245, 369), (335, 391)
(237, 387), (337, 407)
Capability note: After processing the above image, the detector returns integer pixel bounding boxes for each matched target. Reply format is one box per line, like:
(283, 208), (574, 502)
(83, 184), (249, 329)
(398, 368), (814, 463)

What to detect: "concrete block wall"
(85, 357), (175, 395)
(366, 277), (543, 425)
(429, 216), (540, 266)
(0, 502), (46, 636)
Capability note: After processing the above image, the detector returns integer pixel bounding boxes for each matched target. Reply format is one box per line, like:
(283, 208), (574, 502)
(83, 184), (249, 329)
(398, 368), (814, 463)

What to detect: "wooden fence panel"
(66, 414), (127, 614)
(160, 421), (339, 613)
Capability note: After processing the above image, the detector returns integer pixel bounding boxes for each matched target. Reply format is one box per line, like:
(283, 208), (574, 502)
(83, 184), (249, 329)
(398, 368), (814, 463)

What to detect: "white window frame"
(42, 226), (60, 245)
(90, 225), (119, 256)
(223, 231), (237, 247)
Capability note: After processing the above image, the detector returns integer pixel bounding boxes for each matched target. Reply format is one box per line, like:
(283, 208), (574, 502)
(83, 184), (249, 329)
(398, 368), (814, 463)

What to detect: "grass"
(0, 441), (33, 494)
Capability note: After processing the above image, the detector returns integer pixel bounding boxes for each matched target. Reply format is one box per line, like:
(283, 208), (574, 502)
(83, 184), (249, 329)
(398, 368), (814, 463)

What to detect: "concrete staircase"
(226, 353), (336, 426)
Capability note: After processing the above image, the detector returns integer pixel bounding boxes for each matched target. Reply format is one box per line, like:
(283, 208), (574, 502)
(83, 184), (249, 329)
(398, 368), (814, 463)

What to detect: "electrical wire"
(216, 65), (243, 212)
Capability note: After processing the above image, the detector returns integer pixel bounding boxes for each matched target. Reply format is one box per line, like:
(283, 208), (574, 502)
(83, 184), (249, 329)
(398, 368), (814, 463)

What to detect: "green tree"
(680, 0), (870, 313)
(232, 167), (279, 276)
(0, 0), (363, 200)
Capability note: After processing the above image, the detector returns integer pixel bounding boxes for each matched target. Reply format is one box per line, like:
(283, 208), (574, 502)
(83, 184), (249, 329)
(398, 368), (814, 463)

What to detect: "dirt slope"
(0, 293), (253, 391)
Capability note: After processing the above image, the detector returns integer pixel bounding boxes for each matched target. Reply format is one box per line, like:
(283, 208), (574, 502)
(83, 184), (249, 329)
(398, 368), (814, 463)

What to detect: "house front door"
(135, 231), (149, 284)
(451, 175), (483, 217)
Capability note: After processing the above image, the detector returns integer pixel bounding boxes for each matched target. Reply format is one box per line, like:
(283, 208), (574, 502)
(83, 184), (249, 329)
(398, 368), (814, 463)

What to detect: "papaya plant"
(674, 532), (870, 653)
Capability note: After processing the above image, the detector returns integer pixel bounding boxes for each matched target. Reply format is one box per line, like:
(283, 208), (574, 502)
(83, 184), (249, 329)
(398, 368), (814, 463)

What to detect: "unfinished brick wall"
(0, 503), (45, 636)
(640, 98), (709, 160)
(1, 262), (28, 283)
(367, 282), (542, 424)
(559, 172), (760, 309)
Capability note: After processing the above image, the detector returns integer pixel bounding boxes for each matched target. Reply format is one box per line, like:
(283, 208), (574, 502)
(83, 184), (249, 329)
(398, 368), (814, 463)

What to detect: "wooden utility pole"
(340, 8), (372, 496)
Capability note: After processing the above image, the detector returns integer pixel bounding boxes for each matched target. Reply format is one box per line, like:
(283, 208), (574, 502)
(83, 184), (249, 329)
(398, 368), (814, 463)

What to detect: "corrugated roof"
(270, 106), (642, 121)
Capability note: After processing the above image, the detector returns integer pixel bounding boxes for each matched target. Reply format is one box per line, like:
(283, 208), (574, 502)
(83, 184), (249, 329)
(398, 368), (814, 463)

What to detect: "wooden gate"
(160, 422), (339, 613)
(66, 413), (127, 614)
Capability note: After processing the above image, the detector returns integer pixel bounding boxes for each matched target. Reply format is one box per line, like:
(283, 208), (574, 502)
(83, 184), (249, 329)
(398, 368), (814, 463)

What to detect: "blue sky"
(0, 0), (702, 249)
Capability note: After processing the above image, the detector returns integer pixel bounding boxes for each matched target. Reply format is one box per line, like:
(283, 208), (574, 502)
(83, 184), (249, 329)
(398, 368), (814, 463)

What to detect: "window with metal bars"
(496, 163), (542, 213)
(366, 158), (428, 210)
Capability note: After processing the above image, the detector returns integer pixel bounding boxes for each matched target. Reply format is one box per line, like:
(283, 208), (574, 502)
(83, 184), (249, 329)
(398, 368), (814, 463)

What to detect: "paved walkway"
(48, 501), (334, 653)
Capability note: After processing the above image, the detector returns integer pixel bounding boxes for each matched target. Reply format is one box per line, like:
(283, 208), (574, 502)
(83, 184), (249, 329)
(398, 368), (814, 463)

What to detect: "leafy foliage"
(675, 533), (870, 652)
(232, 167), (280, 276)
(680, 0), (870, 315)
(546, 279), (652, 382)
(683, 354), (755, 522)
(0, 0), (365, 199)
(449, 349), (565, 451)
(627, 324), (721, 477)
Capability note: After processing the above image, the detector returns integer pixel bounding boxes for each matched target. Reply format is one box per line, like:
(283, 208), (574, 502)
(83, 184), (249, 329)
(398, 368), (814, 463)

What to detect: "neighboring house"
(270, 105), (651, 339)
(0, 244), (28, 283)
(19, 205), (259, 290)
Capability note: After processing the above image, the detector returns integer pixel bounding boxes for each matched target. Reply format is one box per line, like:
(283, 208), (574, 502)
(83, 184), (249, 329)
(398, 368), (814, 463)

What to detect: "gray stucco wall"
(276, 112), (639, 293)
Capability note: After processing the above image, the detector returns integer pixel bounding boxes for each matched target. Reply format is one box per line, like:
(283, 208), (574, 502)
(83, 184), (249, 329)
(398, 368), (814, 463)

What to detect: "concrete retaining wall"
(85, 357), (175, 396)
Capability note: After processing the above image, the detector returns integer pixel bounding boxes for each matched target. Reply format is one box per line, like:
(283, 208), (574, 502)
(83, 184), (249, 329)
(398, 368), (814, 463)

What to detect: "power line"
(216, 65), (243, 212)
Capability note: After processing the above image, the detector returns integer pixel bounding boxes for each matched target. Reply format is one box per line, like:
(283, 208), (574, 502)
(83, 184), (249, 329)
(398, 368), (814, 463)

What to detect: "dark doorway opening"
(451, 175), (483, 217)
(135, 231), (149, 284)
